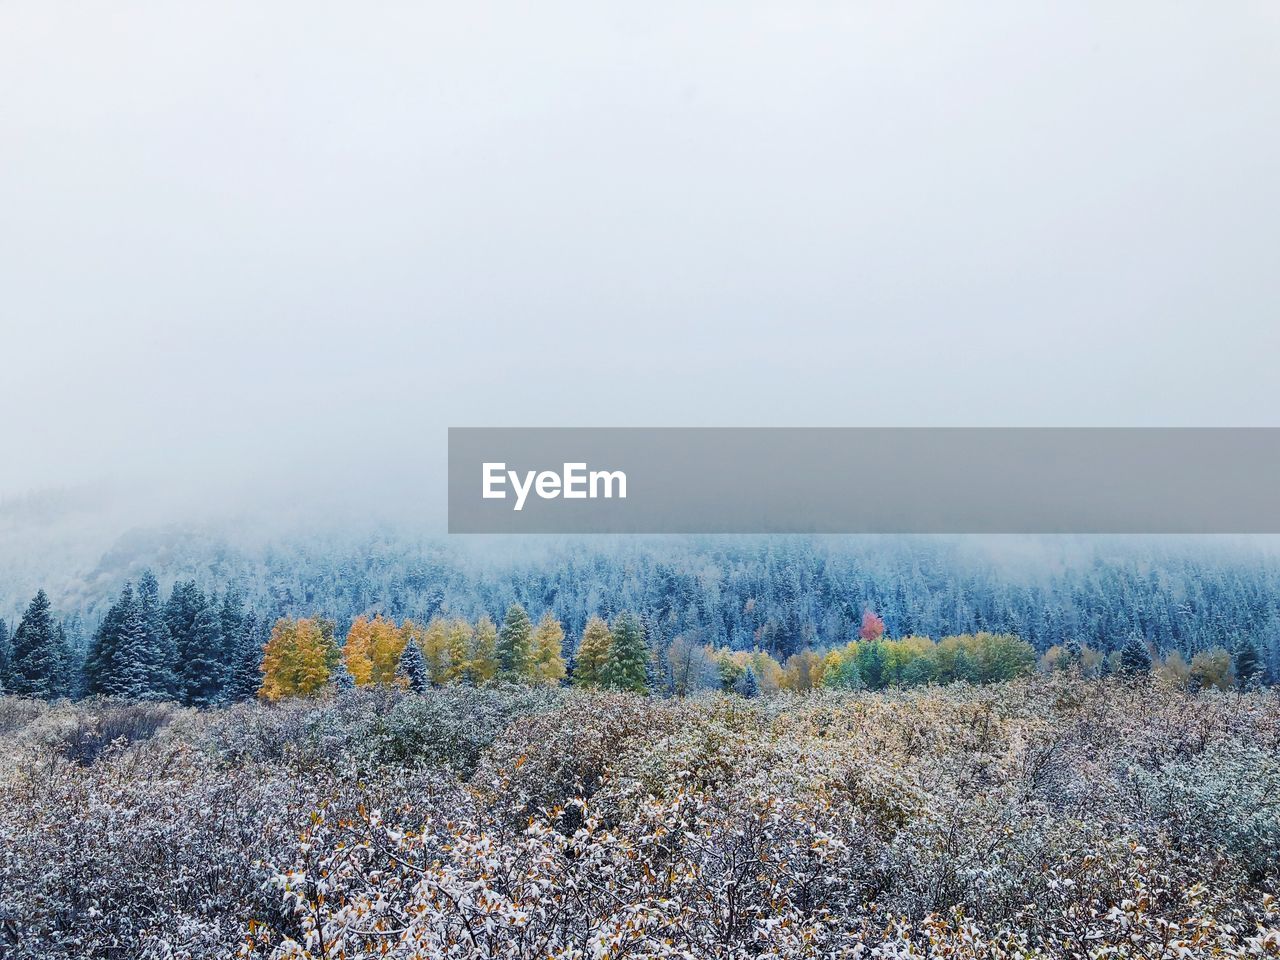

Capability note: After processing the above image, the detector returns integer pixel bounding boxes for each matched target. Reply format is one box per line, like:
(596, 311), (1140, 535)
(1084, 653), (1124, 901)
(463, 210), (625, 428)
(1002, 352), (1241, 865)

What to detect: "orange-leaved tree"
(343, 614), (407, 686)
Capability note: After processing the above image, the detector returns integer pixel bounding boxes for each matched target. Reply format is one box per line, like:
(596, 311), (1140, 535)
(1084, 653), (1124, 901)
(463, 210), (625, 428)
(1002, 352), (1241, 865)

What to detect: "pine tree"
(1119, 634), (1153, 679)
(9, 590), (62, 700)
(218, 587), (246, 676)
(601, 612), (648, 693)
(85, 584), (135, 696)
(136, 571), (176, 699)
(572, 616), (612, 687)
(165, 581), (205, 652)
(110, 601), (160, 700)
(223, 611), (266, 702)
(0, 618), (10, 690)
(737, 664), (760, 698)
(177, 604), (225, 707)
(396, 636), (429, 692)
(1234, 638), (1262, 690)
(497, 604), (533, 679)
(49, 623), (73, 700)
(531, 612), (566, 685)
(332, 658), (356, 692)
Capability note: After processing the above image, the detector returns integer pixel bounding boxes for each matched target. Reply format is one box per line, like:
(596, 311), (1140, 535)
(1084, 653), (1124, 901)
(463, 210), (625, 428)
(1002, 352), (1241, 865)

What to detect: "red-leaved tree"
(859, 609), (885, 642)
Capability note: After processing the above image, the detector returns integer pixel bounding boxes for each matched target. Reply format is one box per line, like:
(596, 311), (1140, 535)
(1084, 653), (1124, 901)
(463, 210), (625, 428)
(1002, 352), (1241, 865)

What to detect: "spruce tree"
(737, 665), (760, 698)
(332, 658), (357, 692)
(601, 612), (648, 693)
(396, 637), (429, 693)
(177, 603), (224, 707)
(49, 623), (73, 700)
(9, 590), (61, 700)
(218, 588), (246, 673)
(224, 612), (266, 702)
(111, 601), (159, 700)
(1234, 638), (1262, 690)
(85, 584), (134, 697)
(0, 618), (10, 689)
(1119, 634), (1153, 679)
(165, 580), (205, 663)
(496, 604), (533, 679)
(137, 571), (177, 699)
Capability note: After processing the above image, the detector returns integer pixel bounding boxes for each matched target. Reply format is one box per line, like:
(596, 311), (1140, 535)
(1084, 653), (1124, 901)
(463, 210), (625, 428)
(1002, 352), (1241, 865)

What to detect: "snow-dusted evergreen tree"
(218, 587), (246, 675)
(1119, 634), (1153, 679)
(601, 612), (648, 693)
(737, 664), (760, 698)
(332, 657), (356, 692)
(223, 612), (266, 702)
(9, 590), (62, 700)
(0, 618), (10, 690)
(85, 584), (135, 696)
(496, 604), (533, 678)
(646, 639), (671, 696)
(110, 601), (162, 700)
(177, 603), (225, 707)
(50, 624), (74, 700)
(395, 637), (429, 692)
(136, 571), (177, 699)
(164, 580), (205, 663)
(1234, 638), (1262, 690)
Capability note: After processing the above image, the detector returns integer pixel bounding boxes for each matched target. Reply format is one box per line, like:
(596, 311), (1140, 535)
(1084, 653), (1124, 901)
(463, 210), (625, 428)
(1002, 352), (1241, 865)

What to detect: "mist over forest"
(5, 487), (1280, 677)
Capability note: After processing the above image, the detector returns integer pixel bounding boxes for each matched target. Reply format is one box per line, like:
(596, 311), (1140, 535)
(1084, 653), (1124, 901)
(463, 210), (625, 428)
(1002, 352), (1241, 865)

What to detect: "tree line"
(4, 575), (1263, 704)
(0, 576), (265, 704)
(15, 537), (1279, 679)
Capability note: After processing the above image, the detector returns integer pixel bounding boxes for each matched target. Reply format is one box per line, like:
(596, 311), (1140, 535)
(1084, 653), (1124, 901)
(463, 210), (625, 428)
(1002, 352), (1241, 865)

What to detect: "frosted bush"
(1, 678), (1278, 958)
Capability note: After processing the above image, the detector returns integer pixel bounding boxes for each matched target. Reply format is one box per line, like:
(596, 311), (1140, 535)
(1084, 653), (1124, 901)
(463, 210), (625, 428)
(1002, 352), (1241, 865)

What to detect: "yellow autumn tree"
(572, 615), (612, 687)
(260, 617), (338, 701)
(467, 614), (499, 684)
(444, 618), (473, 684)
(780, 649), (826, 692)
(530, 612), (567, 685)
(343, 614), (407, 686)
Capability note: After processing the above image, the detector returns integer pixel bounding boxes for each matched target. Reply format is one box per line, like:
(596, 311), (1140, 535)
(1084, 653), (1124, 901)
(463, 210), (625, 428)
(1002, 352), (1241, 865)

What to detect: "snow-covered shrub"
(2, 677), (1278, 958)
(1133, 742), (1280, 883)
(364, 681), (564, 774)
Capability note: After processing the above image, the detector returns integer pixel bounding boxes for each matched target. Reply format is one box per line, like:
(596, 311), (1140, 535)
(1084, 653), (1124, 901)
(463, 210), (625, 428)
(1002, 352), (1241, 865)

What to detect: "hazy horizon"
(4, 1), (1280, 523)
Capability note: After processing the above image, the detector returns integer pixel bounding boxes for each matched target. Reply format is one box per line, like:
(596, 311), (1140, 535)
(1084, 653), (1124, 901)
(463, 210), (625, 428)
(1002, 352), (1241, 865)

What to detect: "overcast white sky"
(2, 1), (1278, 522)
